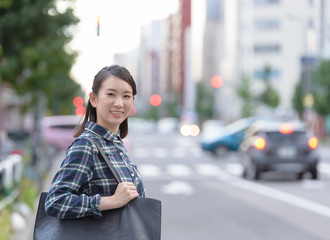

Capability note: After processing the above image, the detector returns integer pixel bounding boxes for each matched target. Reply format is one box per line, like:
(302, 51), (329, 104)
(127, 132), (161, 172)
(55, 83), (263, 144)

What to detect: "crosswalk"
(138, 163), (242, 180)
(131, 147), (330, 182)
(131, 147), (204, 159)
(137, 162), (330, 180)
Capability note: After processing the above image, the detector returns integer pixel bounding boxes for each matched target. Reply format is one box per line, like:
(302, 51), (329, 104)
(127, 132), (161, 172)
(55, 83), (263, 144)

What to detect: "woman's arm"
(45, 138), (100, 219)
(99, 182), (139, 210)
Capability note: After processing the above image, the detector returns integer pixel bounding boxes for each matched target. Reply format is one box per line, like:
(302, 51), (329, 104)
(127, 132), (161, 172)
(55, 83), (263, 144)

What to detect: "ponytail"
(74, 100), (97, 138)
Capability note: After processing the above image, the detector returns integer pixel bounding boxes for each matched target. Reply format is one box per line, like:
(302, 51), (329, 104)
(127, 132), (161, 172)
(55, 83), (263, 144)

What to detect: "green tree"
(310, 59), (330, 116)
(292, 79), (304, 119)
(0, 0), (81, 115)
(237, 74), (255, 117)
(259, 65), (280, 108)
(195, 81), (214, 122)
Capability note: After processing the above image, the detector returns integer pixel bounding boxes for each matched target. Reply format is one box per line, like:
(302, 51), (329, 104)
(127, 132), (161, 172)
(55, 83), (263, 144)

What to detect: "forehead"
(101, 75), (132, 92)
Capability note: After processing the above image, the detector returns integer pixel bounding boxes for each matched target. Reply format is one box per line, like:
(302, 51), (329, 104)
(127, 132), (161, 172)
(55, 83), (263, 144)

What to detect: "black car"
(239, 120), (319, 180)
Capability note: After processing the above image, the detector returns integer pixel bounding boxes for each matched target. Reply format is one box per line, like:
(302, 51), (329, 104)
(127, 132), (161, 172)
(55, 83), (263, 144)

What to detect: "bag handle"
(90, 138), (123, 184)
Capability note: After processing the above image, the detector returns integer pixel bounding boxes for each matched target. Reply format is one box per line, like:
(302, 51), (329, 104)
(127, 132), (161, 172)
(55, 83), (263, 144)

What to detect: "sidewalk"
(12, 151), (65, 240)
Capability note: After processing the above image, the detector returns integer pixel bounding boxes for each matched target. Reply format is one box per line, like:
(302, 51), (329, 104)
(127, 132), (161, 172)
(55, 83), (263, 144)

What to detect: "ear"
(89, 92), (97, 108)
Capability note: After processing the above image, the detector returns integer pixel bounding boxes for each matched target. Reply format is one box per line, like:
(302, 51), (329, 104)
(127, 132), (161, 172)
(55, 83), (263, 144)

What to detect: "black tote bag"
(33, 139), (161, 240)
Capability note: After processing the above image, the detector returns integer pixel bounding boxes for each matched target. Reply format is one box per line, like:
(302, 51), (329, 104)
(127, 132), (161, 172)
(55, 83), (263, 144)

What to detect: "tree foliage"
(0, 0), (81, 115)
(310, 59), (330, 116)
(292, 79), (304, 119)
(195, 81), (214, 122)
(237, 74), (255, 117)
(259, 65), (280, 108)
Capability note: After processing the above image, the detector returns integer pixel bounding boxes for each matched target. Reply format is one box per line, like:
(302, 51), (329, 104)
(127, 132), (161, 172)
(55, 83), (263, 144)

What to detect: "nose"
(114, 97), (123, 107)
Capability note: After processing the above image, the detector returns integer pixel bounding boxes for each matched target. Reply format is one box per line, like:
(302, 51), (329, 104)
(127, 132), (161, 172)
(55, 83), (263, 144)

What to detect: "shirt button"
(131, 173), (135, 177)
(120, 152), (123, 156)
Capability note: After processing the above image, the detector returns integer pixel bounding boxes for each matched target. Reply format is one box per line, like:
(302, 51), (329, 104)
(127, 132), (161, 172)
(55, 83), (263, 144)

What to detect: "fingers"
(116, 182), (139, 200)
(119, 182), (137, 190)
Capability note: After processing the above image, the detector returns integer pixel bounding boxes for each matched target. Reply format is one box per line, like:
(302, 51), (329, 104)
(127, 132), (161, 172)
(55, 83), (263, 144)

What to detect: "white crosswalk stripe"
(138, 163), (226, 178)
(132, 147), (204, 159)
(195, 163), (221, 176)
(138, 164), (162, 177)
(166, 164), (193, 176)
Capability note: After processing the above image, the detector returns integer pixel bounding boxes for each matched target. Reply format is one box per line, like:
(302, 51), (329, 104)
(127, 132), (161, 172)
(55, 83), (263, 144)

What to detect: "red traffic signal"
(149, 94), (162, 106)
(210, 75), (223, 88)
(73, 96), (84, 107)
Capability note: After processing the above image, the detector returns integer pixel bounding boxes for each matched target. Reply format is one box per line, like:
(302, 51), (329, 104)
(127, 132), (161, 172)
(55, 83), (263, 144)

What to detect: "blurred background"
(1, 0), (330, 239)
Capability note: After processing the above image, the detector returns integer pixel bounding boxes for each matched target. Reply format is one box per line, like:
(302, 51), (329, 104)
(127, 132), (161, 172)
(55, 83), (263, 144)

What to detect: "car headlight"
(180, 124), (200, 137)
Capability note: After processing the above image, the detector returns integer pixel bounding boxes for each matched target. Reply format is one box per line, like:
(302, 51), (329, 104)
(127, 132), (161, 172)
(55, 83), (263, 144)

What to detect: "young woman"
(45, 65), (145, 219)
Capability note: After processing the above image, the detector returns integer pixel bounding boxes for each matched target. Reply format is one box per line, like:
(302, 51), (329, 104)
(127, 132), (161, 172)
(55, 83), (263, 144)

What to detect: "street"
(128, 132), (330, 240)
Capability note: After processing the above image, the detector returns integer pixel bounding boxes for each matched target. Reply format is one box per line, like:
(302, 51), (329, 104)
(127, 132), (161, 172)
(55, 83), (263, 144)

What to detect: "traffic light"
(149, 94), (162, 106)
(210, 75), (223, 88)
(73, 96), (86, 116)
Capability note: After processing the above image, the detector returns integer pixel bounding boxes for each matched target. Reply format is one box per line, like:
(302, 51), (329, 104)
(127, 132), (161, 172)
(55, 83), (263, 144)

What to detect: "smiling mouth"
(111, 111), (123, 115)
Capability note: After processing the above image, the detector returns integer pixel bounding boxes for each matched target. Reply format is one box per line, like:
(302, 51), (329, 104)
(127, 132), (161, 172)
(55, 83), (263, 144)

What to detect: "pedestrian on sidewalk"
(44, 65), (145, 219)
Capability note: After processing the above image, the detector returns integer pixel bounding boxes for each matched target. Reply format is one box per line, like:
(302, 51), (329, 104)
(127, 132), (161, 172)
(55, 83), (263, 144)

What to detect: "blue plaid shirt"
(45, 121), (145, 219)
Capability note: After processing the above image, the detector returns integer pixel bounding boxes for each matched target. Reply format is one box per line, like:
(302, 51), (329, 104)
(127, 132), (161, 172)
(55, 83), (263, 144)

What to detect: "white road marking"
(217, 171), (330, 219)
(195, 164), (221, 176)
(138, 164), (162, 177)
(133, 148), (149, 158)
(318, 162), (330, 175)
(224, 163), (243, 175)
(153, 148), (169, 158)
(161, 181), (195, 195)
(171, 148), (186, 158)
(167, 164), (192, 176)
(133, 147), (206, 159)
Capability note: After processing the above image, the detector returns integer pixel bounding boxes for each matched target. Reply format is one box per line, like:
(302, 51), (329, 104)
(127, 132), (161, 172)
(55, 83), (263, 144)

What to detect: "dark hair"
(74, 65), (137, 138)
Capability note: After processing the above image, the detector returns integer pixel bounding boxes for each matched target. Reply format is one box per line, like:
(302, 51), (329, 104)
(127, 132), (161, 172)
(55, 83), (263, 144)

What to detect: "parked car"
(41, 115), (133, 152)
(239, 120), (319, 180)
(41, 115), (81, 150)
(200, 117), (257, 156)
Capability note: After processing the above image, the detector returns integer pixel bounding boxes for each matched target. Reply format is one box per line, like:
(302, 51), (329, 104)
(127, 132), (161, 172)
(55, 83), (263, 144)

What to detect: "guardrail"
(0, 154), (23, 211)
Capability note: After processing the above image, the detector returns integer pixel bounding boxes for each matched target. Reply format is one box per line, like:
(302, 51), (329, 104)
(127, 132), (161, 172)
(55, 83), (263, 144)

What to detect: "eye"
(107, 93), (115, 96)
(124, 95), (132, 98)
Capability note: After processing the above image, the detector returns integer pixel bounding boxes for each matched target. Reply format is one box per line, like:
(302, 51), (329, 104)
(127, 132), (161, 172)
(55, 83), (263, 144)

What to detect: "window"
(254, 44), (281, 54)
(254, 19), (280, 31)
(254, 0), (280, 5)
(206, 0), (224, 21)
(253, 69), (281, 79)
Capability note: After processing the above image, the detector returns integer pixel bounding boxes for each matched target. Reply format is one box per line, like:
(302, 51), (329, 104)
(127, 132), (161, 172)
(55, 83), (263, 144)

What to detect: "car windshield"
(223, 118), (254, 135)
(265, 131), (306, 141)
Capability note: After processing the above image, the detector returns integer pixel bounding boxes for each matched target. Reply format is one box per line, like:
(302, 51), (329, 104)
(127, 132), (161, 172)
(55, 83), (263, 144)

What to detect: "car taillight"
(308, 137), (318, 149)
(279, 123), (294, 134)
(254, 137), (266, 150)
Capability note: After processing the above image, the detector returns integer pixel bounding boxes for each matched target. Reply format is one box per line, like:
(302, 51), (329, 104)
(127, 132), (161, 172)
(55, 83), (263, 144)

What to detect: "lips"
(111, 111), (124, 117)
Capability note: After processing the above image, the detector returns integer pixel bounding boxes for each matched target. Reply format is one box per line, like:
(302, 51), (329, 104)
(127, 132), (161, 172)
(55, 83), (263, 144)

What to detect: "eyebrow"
(106, 88), (133, 94)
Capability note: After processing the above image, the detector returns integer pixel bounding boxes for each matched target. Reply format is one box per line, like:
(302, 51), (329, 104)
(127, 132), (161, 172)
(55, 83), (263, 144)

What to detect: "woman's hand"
(99, 182), (139, 210)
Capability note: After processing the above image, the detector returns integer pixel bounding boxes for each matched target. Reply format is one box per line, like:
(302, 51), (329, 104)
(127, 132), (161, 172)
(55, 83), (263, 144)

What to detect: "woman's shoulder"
(68, 132), (98, 152)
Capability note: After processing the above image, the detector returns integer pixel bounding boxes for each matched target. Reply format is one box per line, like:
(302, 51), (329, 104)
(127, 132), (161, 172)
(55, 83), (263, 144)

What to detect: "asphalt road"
(17, 131), (330, 240)
(129, 132), (330, 240)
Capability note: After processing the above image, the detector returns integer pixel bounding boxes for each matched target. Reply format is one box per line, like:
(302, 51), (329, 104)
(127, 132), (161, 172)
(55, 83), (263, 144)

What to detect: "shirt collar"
(85, 121), (122, 142)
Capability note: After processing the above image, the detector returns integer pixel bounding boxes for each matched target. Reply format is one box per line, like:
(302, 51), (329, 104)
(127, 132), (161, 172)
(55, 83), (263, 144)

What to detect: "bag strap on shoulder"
(90, 138), (122, 184)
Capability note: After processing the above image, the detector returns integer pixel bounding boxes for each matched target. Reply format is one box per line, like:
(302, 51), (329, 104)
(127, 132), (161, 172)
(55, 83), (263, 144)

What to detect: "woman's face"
(90, 75), (134, 133)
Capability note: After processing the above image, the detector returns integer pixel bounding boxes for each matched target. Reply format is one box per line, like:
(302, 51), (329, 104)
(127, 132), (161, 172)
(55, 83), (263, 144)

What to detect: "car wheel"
(252, 169), (260, 180)
(249, 163), (260, 180)
(242, 168), (248, 179)
(311, 169), (318, 180)
(214, 146), (228, 156)
(296, 172), (304, 180)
